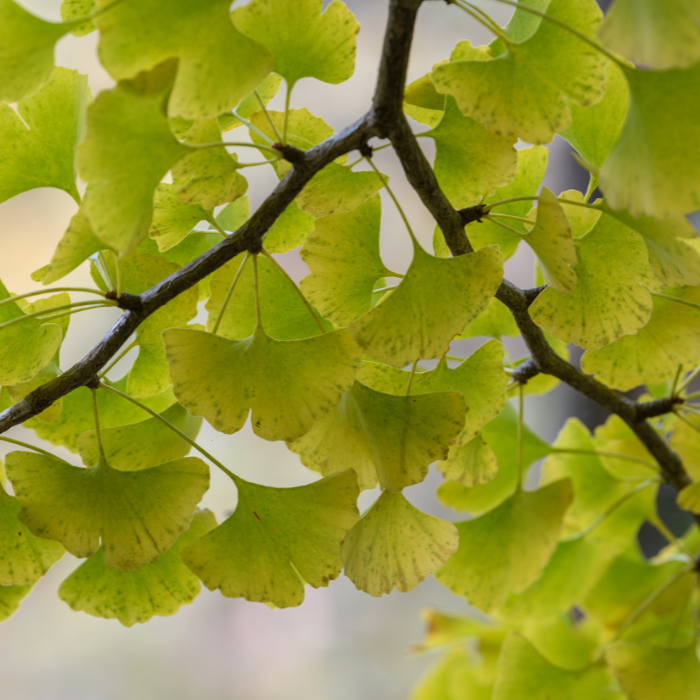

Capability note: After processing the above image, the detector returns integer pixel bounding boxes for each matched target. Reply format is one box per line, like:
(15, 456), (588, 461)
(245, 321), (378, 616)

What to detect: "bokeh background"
(1, 1), (695, 698)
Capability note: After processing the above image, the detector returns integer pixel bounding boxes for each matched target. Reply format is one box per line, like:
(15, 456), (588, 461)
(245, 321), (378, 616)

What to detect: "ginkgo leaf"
(206, 253), (330, 341)
(438, 435), (498, 487)
(94, 0), (272, 119)
(174, 119), (248, 210)
(600, 0), (700, 70)
(459, 297), (519, 340)
(581, 286), (700, 390)
(0, 582), (31, 623)
(424, 96), (517, 209)
(0, 67), (89, 205)
(599, 201), (700, 287)
(61, 0), (94, 36)
(233, 0), (358, 88)
(0, 277), (63, 386)
(431, 0), (607, 144)
(98, 253), (198, 397)
(299, 195), (396, 326)
(27, 377), (175, 453)
(523, 188), (577, 293)
(403, 71), (445, 129)
(0, 482), (64, 586)
(678, 483), (700, 514)
(349, 244), (503, 367)
(608, 642), (700, 699)
(592, 415), (657, 480)
(560, 61), (629, 169)
(289, 380), (466, 492)
(77, 61), (191, 252)
(6, 451), (209, 572)
(341, 490), (458, 597)
(0, 0), (80, 103)
(58, 509), (217, 626)
(182, 471), (359, 608)
(492, 633), (594, 700)
(671, 414), (700, 481)
(412, 647), (493, 700)
(163, 326), (360, 441)
(599, 62), (700, 217)
(434, 479), (572, 613)
(263, 201), (315, 254)
(149, 184), (210, 252)
(358, 339), (507, 444)
(530, 212), (662, 349)
(77, 402), (202, 473)
(541, 418), (657, 551)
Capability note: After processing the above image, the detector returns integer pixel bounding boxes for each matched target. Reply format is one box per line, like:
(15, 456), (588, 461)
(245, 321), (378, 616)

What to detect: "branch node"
(106, 291), (143, 312)
(359, 142), (374, 158)
(522, 286), (547, 306)
(511, 358), (541, 385)
(458, 204), (488, 226)
(272, 143), (305, 165)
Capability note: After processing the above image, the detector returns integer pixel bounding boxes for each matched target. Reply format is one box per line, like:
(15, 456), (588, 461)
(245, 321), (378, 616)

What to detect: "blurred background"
(0, 0), (694, 698)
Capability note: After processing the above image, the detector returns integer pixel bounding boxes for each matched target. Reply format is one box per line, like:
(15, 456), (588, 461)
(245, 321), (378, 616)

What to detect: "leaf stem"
(445, 354), (466, 362)
(486, 195), (601, 211)
(451, 0), (511, 45)
(0, 288), (106, 309)
(113, 252), (122, 299)
(254, 90), (283, 143)
(97, 250), (116, 291)
(90, 388), (106, 463)
(98, 383), (237, 481)
(482, 0), (623, 65)
(211, 252), (250, 336)
(649, 291), (700, 313)
(97, 339), (138, 380)
(206, 214), (228, 238)
(0, 300), (117, 333)
(487, 212), (533, 225)
(671, 364), (684, 398)
(406, 360), (419, 396)
(517, 383), (524, 491)
(282, 83), (292, 145)
(261, 248), (326, 333)
(551, 447), (659, 473)
(347, 143), (393, 168)
(677, 364), (700, 395)
(484, 215), (526, 238)
(253, 253), (264, 332)
(233, 108), (276, 145)
(0, 435), (71, 463)
(190, 141), (281, 155)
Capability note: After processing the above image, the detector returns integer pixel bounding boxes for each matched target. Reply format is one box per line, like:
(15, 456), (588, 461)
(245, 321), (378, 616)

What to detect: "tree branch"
(0, 0), (693, 502)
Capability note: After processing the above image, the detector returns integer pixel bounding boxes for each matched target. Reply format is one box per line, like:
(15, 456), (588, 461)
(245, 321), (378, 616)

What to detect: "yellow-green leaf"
(149, 183), (210, 252)
(438, 435), (498, 487)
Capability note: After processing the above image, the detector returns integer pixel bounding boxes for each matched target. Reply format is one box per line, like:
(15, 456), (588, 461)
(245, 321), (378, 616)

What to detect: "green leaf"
(0, 482), (64, 586)
(411, 647), (492, 700)
(163, 326), (360, 441)
(403, 70), (445, 129)
(182, 471), (359, 608)
(459, 297), (519, 340)
(27, 377), (176, 453)
(435, 479), (572, 613)
(233, 0), (358, 88)
(424, 95), (517, 209)
(174, 119), (248, 209)
(94, 0), (272, 119)
(289, 380), (466, 492)
(607, 641), (700, 699)
(60, 0), (94, 36)
(299, 195), (396, 326)
(431, 0), (607, 144)
(601, 0), (700, 70)
(599, 62), (700, 217)
(0, 582), (32, 623)
(206, 253), (330, 341)
(492, 633), (596, 699)
(58, 509), (216, 626)
(0, 67), (89, 205)
(6, 451), (209, 572)
(349, 244), (503, 367)
(581, 286), (700, 390)
(671, 414), (700, 481)
(341, 490), (458, 597)
(77, 402), (202, 473)
(560, 61), (629, 169)
(437, 404), (553, 515)
(110, 253), (198, 397)
(0, 0), (78, 103)
(263, 201), (315, 254)
(0, 277), (63, 386)
(522, 188), (577, 293)
(541, 419), (657, 551)
(530, 212), (662, 349)
(149, 183), (210, 252)
(77, 62), (191, 252)
(438, 435), (498, 487)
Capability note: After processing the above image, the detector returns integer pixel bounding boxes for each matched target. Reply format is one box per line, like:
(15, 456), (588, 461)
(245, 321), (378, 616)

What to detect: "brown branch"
(0, 0), (693, 501)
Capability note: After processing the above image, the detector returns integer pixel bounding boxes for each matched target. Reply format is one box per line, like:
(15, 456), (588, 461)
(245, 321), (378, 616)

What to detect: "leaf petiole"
(0, 288), (106, 309)
(189, 141), (281, 155)
(551, 447), (659, 473)
(0, 300), (118, 333)
(405, 360), (419, 396)
(97, 339), (138, 380)
(0, 435), (71, 463)
(211, 252), (251, 335)
(516, 383), (524, 491)
(254, 90), (283, 143)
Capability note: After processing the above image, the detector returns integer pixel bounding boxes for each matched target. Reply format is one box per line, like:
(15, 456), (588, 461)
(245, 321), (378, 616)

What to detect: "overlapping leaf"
(163, 325), (360, 441)
(431, 0), (607, 144)
(149, 184), (210, 253)
(435, 479), (572, 613)
(349, 244), (503, 367)
(289, 380), (466, 492)
(233, 0), (358, 88)
(94, 0), (273, 118)
(182, 471), (359, 608)
(6, 451), (209, 572)
(59, 509), (216, 626)
(341, 490), (458, 597)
